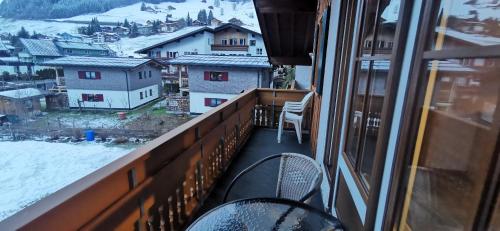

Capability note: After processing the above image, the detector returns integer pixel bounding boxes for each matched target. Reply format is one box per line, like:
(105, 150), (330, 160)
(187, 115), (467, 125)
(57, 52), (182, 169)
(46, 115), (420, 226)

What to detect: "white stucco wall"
(68, 84), (159, 109)
(189, 92), (238, 114)
(150, 31), (213, 56)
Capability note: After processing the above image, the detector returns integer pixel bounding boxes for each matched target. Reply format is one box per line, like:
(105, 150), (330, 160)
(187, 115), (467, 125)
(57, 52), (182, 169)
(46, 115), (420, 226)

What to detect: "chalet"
(55, 40), (112, 56)
(228, 17), (244, 26)
(167, 55), (272, 114)
(18, 39), (63, 64)
(0, 88), (45, 118)
(135, 23), (267, 58)
(113, 26), (130, 36)
(43, 56), (163, 109)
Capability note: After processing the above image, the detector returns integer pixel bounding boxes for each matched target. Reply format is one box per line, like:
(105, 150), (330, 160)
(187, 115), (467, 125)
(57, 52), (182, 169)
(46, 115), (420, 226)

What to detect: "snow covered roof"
(54, 41), (109, 51)
(0, 42), (8, 51)
(437, 28), (500, 46)
(166, 55), (271, 68)
(19, 39), (62, 57)
(135, 23), (261, 53)
(43, 56), (160, 69)
(0, 88), (44, 99)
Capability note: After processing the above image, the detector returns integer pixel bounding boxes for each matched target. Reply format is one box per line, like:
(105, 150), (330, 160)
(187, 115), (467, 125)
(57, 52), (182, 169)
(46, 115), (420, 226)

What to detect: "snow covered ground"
(0, 141), (134, 221)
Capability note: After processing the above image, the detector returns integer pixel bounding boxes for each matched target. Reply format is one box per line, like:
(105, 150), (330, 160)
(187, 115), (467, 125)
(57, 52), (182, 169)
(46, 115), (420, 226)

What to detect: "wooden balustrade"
(0, 89), (310, 231)
(254, 89), (311, 131)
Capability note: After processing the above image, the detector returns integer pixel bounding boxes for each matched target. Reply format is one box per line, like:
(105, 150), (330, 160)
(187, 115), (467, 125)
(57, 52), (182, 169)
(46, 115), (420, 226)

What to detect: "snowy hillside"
(0, 141), (134, 221)
(0, 0), (258, 35)
(109, 26), (205, 57)
(61, 0), (260, 30)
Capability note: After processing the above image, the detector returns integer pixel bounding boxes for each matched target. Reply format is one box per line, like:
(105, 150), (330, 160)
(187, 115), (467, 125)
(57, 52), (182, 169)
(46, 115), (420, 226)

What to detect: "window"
(78, 71), (101, 80)
(149, 71), (152, 78)
(239, 38), (246, 45)
(204, 71), (228, 81)
(204, 98), (227, 107)
(140, 92), (143, 99)
(156, 51), (161, 58)
(222, 39), (228, 45)
(396, 1), (500, 230)
(144, 90), (147, 98)
(343, 0), (400, 192)
(81, 94), (103, 102)
(250, 40), (256, 46)
(149, 89), (153, 96)
(143, 71), (146, 79)
(138, 72), (142, 79)
(256, 48), (263, 55)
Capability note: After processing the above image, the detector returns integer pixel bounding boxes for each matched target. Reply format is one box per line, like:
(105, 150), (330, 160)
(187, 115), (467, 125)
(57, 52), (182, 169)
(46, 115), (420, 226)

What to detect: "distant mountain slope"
(0, 0), (185, 19)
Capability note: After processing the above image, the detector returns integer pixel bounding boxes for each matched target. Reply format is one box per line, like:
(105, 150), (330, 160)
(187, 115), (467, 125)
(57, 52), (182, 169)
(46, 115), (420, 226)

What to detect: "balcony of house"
(0, 88), (317, 231)
(210, 44), (249, 52)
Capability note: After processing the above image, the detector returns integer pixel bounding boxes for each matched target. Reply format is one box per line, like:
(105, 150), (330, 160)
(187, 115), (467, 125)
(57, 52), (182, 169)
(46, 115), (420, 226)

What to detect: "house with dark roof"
(0, 87), (45, 118)
(55, 40), (112, 56)
(167, 55), (272, 114)
(19, 39), (63, 64)
(135, 23), (267, 58)
(43, 56), (164, 109)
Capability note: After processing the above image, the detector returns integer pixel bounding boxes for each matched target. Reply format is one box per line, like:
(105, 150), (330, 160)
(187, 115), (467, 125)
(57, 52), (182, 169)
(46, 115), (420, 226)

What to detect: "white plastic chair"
(277, 91), (314, 144)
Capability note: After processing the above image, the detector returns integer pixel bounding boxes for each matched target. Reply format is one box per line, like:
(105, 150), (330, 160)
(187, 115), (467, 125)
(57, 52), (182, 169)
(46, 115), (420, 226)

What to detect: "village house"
(0, 87), (45, 118)
(113, 26), (130, 36)
(43, 56), (164, 109)
(167, 55), (271, 114)
(55, 40), (113, 56)
(18, 39), (63, 65)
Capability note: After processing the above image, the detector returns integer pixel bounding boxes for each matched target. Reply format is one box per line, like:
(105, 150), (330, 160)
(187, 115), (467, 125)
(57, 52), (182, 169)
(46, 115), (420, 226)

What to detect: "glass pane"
(431, 0), (500, 50)
(359, 2), (378, 57)
(374, 0), (400, 55)
(359, 60), (390, 187)
(344, 60), (370, 164)
(399, 58), (500, 230)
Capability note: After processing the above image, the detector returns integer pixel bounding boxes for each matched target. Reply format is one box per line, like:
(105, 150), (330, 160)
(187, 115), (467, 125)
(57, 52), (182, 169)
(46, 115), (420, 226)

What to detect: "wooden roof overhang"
(253, 0), (318, 65)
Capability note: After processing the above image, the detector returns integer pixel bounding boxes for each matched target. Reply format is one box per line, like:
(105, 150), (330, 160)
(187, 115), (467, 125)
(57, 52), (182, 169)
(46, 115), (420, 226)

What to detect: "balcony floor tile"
(195, 128), (324, 219)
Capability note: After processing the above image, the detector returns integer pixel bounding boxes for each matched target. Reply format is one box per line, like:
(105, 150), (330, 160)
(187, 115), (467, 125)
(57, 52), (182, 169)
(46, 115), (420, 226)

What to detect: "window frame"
(386, 1), (500, 230)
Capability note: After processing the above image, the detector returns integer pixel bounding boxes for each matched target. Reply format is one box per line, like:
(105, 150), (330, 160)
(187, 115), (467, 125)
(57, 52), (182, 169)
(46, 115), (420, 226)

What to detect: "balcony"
(211, 44), (249, 52)
(0, 89), (313, 230)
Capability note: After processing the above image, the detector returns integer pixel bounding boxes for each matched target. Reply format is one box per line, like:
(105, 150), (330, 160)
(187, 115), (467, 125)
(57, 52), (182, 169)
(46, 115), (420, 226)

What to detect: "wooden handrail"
(0, 88), (310, 230)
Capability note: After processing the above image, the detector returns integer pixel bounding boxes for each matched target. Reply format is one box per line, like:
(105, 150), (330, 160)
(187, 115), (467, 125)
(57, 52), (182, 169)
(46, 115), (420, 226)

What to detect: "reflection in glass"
(374, 0), (400, 55)
(359, 60), (390, 187)
(359, 3), (378, 57)
(432, 0), (500, 50)
(345, 61), (369, 164)
(400, 58), (500, 230)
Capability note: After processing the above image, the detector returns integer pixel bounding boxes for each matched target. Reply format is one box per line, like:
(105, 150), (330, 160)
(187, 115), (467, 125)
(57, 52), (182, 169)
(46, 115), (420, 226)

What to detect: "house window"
(250, 40), (256, 46)
(143, 71), (146, 79)
(239, 38), (246, 45)
(81, 94), (103, 102)
(139, 72), (142, 79)
(140, 92), (143, 99)
(256, 48), (263, 55)
(156, 51), (161, 58)
(149, 70), (152, 78)
(78, 71), (101, 80)
(149, 89), (153, 96)
(222, 39), (228, 45)
(204, 71), (228, 81)
(204, 98), (227, 107)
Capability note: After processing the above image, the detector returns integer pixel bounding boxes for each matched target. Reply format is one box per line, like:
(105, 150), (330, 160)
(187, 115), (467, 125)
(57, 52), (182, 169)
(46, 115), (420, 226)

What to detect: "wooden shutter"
(221, 72), (229, 81)
(96, 94), (104, 102)
(82, 94), (88, 101)
(204, 71), (210, 80)
(95, 72), (101, 79)
(78, 71), (86, 79)
(204, 98), (211, 106)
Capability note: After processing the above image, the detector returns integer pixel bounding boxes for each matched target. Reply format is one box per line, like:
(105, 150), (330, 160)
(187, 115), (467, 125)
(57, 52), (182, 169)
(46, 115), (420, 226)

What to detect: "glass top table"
(187, 198), (343, 231)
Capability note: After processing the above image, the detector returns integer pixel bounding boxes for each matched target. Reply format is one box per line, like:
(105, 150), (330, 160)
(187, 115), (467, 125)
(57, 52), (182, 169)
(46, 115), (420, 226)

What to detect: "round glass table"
(187, 198), (343, 231)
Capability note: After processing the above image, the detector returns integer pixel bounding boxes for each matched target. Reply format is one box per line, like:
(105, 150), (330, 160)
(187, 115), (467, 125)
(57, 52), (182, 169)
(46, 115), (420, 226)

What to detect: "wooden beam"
(273, 14), (282, 56)
(255, 0), (316, 12)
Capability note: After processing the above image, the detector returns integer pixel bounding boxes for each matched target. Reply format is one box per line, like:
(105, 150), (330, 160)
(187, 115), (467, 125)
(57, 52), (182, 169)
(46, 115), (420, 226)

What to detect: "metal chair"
(277, 91), (314, 144)
(223, 153), (323, 204)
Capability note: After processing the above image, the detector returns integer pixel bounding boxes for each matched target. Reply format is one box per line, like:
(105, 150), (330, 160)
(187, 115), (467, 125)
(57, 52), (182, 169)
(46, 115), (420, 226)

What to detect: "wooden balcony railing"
(210, 44), (249, 52)
(0, 89), (310, 231)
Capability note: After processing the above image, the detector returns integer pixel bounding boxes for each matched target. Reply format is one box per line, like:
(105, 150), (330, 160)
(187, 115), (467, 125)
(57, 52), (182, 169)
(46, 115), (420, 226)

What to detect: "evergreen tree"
(208, 10), (214, 25)
(123, 19), (131, 28)
(186, 13), (193, 26)
(152, 20), (161, 33)
(177, 18), (187, 28)
(197, 9), (207, 24)
(129, 23), (139, 38)
(140, 2), (147, 11)
(17, 27), (30, 39)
